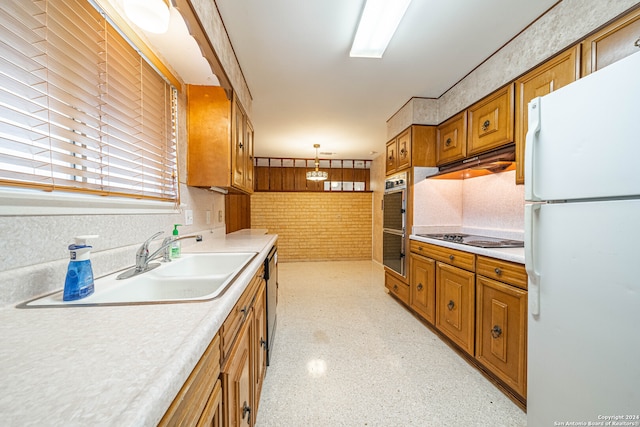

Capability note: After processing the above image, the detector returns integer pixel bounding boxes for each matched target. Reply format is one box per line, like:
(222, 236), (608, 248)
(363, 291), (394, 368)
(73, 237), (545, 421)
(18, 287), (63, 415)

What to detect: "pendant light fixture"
(306, 144), (328, 181)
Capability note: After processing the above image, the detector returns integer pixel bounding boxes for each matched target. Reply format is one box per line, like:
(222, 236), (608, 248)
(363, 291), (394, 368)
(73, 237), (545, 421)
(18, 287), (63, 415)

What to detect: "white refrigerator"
(525, 51), (640, 426)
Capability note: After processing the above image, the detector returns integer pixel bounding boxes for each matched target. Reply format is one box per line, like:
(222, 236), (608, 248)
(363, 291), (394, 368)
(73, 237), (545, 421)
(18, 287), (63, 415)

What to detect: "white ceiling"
(176, 0), (559, 160)
(211, 0), (559, 160)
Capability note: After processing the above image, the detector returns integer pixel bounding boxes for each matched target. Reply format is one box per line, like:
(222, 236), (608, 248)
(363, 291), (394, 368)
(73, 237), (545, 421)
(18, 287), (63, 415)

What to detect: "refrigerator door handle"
(525, 97), (541, 202)
(525, 203), (541, 316)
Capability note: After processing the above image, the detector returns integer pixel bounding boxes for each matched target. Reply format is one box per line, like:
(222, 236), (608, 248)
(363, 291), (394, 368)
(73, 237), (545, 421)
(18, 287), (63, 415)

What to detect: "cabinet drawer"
(385, 272), (409, 305)
(476, 256), (527, 290)
(436, 111), (467, 165)
(411, 241), (475, 271)
(467, 83), (514, 156)
(221, 266), (264, 363)
(159, 334), (221, 426)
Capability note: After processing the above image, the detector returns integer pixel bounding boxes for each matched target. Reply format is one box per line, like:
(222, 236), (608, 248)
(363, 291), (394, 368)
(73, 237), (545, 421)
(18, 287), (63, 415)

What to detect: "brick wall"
(251, 192), (372, 262)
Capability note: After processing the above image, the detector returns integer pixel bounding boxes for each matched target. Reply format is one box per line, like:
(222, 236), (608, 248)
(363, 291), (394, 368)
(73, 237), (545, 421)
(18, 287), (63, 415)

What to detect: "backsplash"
(413, 170), (524, 238)
(0, 184), (226, 307)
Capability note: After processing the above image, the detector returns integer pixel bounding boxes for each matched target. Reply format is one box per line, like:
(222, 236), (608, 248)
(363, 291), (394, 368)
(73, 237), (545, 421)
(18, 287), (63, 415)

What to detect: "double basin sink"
(23, 252), (257, 307)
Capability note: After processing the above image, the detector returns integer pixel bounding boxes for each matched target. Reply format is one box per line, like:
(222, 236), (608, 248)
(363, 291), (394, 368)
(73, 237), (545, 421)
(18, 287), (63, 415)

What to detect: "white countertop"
(410, 234), (525, 264)
(0, 231), (277, 426)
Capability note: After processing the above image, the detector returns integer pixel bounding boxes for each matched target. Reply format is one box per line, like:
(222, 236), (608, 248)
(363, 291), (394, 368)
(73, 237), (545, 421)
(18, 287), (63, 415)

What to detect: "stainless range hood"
(427, 144), (516, 180)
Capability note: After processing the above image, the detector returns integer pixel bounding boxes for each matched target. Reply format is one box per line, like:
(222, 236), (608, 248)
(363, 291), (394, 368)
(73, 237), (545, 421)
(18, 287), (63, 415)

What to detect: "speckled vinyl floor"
(254, 261), (526, 427)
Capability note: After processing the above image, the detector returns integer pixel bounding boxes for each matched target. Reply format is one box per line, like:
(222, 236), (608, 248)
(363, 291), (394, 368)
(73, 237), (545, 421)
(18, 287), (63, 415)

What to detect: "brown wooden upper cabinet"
(581, 6), (640, 76)
(386, 125), (437, 175)
(187, 85), (254, 194)
(386, 128), (411, 174)
(514, 47), (580, 184)
(467, 83), (514, 156)
(436, 84), (514, 166)
(436, 111), (467, 165)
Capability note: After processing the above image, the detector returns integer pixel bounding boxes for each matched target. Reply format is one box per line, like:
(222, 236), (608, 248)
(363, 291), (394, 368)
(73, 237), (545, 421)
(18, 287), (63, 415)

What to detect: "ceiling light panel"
(350, 0), (412, 58)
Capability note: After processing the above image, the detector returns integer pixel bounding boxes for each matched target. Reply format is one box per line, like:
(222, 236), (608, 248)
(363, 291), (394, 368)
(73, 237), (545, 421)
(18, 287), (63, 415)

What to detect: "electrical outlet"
(205, 210), (211, 225)
(218, 210), (223, 223)
(185, 209), (193, 225)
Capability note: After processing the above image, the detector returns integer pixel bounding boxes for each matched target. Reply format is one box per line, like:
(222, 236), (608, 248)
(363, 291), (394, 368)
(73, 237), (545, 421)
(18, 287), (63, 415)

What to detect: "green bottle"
(170, 224), (182, 259)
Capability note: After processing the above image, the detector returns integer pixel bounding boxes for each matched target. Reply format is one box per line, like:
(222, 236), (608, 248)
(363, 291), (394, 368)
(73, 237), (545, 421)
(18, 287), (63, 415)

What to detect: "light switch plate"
(205, 210), (211, 225)
(185, 209), (193, 225)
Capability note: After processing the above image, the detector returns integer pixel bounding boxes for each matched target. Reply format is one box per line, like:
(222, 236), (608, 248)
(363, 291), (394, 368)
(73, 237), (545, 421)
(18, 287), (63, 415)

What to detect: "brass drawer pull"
(449, 254), (454, 261)
(393, 284), (399, 292)
(445, 137), (452, 147)
(242, 401), (251, 424)
(482, 119), (491, 131)
(417, 283), (423, 291)
(491, 325), (502, 339)
(447, 300), (455, 311)
(494, 267), (502, 276)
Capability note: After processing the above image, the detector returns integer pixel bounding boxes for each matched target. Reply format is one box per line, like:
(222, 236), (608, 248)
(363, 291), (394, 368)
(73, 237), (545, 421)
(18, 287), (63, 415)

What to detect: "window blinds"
(0, 0), (178, 201)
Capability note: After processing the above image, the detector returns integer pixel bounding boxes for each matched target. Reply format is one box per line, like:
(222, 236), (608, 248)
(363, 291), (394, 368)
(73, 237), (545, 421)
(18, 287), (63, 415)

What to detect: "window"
(0, 0), (178, 202)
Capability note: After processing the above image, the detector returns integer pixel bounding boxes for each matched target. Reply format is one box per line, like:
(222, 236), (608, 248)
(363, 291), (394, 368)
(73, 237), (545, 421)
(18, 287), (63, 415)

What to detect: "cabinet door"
(467, 83), (514, 156)
(436, 111), (467, 165)
(232, 97), (247, 191)
(245, 119), (254, 192)
(385, 138), (397, 174)
(197, 379), (223, 427)
(515, 46), (580, 184)
(410, 253), (436, 324)
(582, 7), (640, 76)
(396, 128), (411, 171)
(435, 262), (475, 356)
(222, 311), (254, 427)
(476, 276), (527, 398)
(253, 282), (267, 415)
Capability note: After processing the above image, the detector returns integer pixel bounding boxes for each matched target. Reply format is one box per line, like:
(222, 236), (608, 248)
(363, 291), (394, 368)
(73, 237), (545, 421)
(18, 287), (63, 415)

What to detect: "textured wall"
(251, 192), (372, 262)
(387, 0), (640, 136)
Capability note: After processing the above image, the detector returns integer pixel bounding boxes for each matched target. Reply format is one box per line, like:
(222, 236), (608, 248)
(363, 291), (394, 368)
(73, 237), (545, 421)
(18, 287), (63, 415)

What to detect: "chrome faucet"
(117, 232), (203, 280)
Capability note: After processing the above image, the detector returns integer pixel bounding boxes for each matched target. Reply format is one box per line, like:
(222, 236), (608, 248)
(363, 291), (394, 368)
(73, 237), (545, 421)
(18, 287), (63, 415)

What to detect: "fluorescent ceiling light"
(350, 0), (412, 58)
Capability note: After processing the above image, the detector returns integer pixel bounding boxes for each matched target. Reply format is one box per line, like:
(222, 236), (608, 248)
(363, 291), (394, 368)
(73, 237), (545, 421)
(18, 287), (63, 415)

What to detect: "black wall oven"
(383, 172), (407, 276)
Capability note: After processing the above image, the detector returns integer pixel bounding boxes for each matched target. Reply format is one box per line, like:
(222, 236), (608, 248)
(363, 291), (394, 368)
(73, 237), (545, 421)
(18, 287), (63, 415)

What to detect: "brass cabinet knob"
(449, 254), (454, 261)
(417, 283), (423, 291)
(482, 119), (491, 131)
(491, 325), (503, 339)
(445, 138), (452, 147)
(393, 284), (398, 292)
(494, 267), (502, 276)
(447, 300), (455, 311)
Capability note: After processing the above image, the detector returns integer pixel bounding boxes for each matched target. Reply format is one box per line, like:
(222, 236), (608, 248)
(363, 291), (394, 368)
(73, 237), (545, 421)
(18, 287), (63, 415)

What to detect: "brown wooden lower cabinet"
(384, 271), (409, 305)
(253, 281), (267, 417)
(401, 240), (529, 404)
(476, 275), (528, 398)
(197, 379), (223, 427)
(409, 253), (436, 325)
(222, 309), (254, 427)
(435, 262), (476, 356)
(161, 265), (268, 427)
(159, 334), (221, 426)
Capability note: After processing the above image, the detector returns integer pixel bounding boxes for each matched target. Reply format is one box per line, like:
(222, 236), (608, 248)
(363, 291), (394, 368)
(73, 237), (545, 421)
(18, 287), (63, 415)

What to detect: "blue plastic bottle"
(63, 235), (98, 301)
